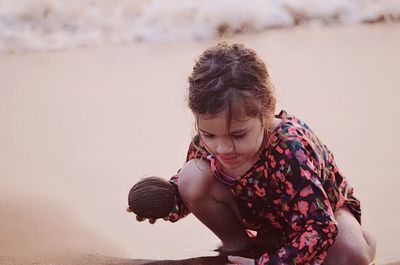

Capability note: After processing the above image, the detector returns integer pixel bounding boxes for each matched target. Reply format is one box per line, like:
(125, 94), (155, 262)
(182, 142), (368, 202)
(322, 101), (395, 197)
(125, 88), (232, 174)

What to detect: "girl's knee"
(343, 248), (371, 265)
(326, 207), (376, 265)
(178, 159), (235, 210)
(363, 230), (377, 262)
(326, 240), (371, 265)
(178, 159), (214, 205)
(328, 231), (376, 265)
(340, 224), (377, 264)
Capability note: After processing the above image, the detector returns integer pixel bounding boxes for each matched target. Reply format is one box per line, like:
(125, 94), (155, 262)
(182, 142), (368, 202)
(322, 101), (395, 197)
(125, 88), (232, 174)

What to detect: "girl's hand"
(126, 207), (157, 224)
(227, 255), (255, 265)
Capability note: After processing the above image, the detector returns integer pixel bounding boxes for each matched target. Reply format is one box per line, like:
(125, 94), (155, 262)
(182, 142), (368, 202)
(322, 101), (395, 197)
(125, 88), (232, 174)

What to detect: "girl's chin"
(219, 159), (245, 172)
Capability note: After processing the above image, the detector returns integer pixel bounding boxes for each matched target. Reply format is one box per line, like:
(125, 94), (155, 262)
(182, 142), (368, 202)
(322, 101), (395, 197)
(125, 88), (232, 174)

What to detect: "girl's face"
(197, 111), (264, 176)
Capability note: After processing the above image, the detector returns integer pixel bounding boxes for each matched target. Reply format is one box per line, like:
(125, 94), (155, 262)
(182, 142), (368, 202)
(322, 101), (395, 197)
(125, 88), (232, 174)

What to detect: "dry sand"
(0, 24), (399, 264)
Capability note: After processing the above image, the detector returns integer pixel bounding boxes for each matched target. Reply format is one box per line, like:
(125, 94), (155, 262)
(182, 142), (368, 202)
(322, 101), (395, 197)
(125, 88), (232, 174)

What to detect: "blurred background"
(0, 0), (399, 52)
(0, 1), (399, 264)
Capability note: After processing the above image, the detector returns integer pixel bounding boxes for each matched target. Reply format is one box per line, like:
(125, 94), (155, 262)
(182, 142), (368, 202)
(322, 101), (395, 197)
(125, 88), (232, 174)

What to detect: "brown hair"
(188, 42), (276, 131)
(128, 177), (176, 219)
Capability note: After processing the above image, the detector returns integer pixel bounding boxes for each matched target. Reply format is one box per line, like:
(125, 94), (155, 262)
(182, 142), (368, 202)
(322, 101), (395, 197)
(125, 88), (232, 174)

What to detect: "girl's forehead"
(198, 111), (258, 132)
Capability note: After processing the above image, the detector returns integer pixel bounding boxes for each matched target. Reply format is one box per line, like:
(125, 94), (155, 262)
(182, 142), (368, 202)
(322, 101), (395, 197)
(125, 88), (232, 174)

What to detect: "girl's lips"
(218, 155), (237, 164)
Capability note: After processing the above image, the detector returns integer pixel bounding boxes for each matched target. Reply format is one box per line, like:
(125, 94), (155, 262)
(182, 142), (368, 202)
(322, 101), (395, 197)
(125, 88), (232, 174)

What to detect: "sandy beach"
(1, 23), (400, 264)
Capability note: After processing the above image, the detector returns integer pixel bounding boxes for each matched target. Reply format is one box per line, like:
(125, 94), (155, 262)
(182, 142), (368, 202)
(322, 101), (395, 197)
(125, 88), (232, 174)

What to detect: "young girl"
(127, 43), (376, 265)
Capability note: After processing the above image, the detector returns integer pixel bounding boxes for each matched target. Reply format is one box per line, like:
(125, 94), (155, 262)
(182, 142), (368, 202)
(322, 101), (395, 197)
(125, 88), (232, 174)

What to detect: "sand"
(0, 24), (400, 264)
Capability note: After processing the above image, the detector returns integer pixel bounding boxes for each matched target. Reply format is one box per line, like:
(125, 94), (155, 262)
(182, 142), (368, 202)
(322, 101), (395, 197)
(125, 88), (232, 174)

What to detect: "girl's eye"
(202, 133), (214, 139)
(231, 133), (246, 140)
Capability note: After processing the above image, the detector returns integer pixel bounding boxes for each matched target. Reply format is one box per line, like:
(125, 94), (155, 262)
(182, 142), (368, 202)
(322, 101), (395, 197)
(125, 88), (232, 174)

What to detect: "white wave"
(0, 0), (399, 52)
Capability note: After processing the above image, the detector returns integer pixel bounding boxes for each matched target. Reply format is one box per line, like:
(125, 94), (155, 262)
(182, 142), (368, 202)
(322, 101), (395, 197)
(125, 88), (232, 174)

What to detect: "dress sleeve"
(256, 137), (338, 265)
(165, 174), (190, 222)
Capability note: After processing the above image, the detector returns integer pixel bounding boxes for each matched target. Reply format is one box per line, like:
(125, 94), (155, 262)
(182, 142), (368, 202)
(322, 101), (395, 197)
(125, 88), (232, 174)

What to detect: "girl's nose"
(215, 139), (234, 154)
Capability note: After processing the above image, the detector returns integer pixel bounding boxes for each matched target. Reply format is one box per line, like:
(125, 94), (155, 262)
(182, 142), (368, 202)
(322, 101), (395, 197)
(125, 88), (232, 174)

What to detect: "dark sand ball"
(128, 177), (176, 219)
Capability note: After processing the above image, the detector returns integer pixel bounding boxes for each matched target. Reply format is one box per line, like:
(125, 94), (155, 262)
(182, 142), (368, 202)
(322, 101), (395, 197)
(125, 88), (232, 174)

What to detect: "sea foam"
(0, 0), (399, 52)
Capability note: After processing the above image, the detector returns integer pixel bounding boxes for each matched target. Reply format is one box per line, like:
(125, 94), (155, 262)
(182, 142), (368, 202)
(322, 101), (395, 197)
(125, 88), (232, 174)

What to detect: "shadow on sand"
(140, 256), (229, 265)
(109, 255), (229, 265)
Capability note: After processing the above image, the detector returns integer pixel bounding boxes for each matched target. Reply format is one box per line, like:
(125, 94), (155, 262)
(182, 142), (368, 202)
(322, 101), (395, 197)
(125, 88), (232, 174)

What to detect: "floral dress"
(168, 110), (361, 265)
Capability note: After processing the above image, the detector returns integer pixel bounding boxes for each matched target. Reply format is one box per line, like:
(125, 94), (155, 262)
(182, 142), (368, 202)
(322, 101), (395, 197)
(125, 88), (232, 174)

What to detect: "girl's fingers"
(128, 210), (155, 224)
(162, 216), (170, 221)
(136, 215), (146, 222)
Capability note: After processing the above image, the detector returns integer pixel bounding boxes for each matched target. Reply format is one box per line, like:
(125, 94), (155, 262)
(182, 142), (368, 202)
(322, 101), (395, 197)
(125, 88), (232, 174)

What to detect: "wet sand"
(0, 24), (399, 264)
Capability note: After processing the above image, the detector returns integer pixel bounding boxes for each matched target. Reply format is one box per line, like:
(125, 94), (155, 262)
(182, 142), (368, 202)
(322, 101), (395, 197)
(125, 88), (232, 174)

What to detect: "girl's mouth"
(218, 155), (238, 164)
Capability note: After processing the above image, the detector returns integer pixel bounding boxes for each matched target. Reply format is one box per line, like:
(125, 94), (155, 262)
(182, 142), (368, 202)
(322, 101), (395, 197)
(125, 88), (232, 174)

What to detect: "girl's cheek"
(202, 139), (217, 153)
(237, 140), (260, 155)
(233, 143), (248, 154)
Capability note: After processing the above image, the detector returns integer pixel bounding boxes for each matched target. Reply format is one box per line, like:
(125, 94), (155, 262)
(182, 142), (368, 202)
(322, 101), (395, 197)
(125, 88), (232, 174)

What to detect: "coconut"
(128, 176), (176, 219)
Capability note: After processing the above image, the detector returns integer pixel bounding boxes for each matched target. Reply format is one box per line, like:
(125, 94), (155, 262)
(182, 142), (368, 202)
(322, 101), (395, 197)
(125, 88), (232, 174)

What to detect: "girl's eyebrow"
(198, 129), (213, 134)
(229, 128), (248, 134)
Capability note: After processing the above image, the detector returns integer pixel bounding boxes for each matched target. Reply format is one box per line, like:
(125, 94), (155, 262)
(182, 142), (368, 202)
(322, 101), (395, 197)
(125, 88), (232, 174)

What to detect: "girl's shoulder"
(272, 110), (312, 135)
(264, 110), (324, 162)
(267, 110), (316, 147)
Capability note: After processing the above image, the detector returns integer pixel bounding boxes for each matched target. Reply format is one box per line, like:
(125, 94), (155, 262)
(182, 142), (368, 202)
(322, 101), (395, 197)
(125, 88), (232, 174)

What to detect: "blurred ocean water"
(0, 0), (399, 52)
